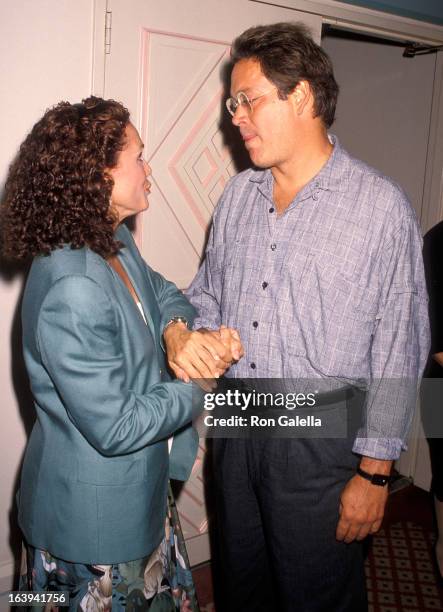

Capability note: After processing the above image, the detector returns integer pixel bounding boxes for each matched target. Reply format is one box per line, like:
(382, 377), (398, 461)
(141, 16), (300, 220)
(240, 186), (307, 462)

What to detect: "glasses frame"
(225, 87), (278, 116)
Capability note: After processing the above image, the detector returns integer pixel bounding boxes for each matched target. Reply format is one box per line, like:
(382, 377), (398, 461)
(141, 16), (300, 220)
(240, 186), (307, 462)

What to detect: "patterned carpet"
(192, 486), (443, 611)
(365, 521), (443, 611)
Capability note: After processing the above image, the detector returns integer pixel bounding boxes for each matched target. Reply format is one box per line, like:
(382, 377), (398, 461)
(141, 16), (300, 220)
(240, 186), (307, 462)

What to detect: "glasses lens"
(226, 97), (238, 116)
(226, 92), (252, 116)
(237, 92), (251, 112)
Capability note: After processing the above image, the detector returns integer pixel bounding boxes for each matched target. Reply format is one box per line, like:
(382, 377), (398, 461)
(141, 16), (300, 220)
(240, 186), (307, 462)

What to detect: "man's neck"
(271, 128), (333, 213)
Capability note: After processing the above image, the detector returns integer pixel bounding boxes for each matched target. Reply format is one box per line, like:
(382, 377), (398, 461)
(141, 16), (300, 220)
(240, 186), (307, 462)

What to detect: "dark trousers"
(212, 436), (368, 612)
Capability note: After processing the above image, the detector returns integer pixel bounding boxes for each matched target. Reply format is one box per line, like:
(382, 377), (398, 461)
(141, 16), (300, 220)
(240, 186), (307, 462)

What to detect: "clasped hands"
(163, 321), (244, 384)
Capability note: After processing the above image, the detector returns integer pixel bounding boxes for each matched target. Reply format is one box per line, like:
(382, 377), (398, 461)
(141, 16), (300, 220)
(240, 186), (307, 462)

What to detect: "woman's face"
(108, 123), (151, 223)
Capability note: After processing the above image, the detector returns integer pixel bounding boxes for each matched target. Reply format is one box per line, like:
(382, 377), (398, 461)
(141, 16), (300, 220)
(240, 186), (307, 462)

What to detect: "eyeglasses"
(225, 87), (278, 116)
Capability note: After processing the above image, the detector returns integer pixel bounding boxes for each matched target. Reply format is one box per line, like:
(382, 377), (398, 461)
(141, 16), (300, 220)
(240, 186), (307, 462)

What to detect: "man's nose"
(232, 103), (248, 126)
(143, 161), (152, 176)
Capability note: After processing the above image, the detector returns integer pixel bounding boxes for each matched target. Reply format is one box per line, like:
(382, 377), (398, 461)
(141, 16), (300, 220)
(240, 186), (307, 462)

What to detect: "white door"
(97, 0), (321, 565)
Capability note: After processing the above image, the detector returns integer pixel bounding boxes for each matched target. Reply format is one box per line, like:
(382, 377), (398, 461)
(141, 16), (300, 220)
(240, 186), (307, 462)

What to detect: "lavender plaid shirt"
(186, 136), (430, 459)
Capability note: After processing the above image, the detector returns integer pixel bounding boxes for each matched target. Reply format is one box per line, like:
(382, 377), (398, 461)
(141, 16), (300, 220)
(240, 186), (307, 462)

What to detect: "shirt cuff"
(352, 437), (404, 460)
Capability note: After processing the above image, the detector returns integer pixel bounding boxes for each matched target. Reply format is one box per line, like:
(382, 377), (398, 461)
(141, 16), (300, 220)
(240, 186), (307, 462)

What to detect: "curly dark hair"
(231, 22), (339, 128)
(0, 96), (130, 260)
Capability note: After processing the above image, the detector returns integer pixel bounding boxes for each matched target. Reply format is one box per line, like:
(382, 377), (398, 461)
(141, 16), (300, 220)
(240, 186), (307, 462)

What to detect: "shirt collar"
(248, 134), (351, 195)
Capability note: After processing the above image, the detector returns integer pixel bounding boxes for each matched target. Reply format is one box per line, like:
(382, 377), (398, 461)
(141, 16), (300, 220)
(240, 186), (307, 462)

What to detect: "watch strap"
(164, 316), (189, 332)
(357, 466), (391, 487)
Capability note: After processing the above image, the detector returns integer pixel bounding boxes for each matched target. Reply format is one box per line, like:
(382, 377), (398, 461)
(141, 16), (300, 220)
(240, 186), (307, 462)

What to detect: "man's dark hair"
(231, 22), (339, 128)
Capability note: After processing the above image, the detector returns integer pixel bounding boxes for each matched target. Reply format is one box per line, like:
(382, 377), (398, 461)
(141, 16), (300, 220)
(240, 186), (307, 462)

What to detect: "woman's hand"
(163, 322), (243, 382)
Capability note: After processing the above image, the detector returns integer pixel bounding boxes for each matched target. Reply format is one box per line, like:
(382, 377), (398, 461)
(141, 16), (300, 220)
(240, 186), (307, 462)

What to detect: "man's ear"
(290, 80), (311, 116)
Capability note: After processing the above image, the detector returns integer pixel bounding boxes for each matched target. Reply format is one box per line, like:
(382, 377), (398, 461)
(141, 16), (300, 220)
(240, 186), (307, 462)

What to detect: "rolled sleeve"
(353, 212), (430, 459)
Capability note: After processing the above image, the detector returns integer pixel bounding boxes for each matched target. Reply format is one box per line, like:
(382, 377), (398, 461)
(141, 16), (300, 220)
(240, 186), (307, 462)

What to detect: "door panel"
(139, 31), (234, 284)
(104, 0), (321, 282)
(102, 0), (321, 564)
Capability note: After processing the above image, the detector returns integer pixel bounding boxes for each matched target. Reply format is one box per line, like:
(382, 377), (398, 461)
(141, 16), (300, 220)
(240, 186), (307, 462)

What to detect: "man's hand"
(163, 322), (242, 383)
(219, 324), (244, 362)
(336, 458), (392, 543)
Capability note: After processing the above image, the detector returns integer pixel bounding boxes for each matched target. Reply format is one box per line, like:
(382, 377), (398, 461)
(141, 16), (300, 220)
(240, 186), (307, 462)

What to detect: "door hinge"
(105, 10), (112, 55)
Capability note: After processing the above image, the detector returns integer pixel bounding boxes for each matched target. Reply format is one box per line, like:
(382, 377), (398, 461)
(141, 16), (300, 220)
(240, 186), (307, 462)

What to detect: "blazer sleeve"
(37, 274), (203, 456)
(143, 264), (201, 480)
(144, 262), (197, 334)
(117, 223), (196, 333)
(168, 426), (199, 481)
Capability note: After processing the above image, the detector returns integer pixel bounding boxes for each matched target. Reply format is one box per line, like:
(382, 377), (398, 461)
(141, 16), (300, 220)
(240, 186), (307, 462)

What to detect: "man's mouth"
(240, 130), (256, 142)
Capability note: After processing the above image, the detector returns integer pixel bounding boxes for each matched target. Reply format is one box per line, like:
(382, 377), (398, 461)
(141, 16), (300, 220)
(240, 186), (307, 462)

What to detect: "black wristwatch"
(357, 466), (391, 487)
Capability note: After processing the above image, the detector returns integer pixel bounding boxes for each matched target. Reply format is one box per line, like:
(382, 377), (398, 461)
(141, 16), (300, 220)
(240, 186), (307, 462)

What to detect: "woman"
(1, 97), (227, 611)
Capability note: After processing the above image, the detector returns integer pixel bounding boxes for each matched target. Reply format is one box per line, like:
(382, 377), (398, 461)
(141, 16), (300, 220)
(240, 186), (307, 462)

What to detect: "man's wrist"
(356, 467), (392, 487)
(359, 457), (393, 475)
(356, 457), (393, 486)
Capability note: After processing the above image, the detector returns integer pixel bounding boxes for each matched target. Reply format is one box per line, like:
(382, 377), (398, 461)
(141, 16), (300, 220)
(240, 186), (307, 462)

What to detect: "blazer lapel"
(117, 246), (156, 340)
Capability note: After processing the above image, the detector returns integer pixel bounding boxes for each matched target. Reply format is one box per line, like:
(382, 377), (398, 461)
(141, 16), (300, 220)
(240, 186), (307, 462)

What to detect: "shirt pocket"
(209, 240), (259, 301)
(285, 252), (380, 377)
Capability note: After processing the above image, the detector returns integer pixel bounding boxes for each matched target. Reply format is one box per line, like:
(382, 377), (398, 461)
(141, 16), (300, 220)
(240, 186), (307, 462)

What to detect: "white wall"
(0, 1), (94, 605)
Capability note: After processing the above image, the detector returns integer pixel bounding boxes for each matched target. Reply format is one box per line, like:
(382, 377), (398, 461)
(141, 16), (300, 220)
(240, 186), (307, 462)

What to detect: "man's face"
(229, 58), (298, 170)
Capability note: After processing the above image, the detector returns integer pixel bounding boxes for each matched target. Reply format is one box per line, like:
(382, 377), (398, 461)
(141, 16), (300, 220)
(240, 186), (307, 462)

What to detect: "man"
(168, 22), (429, 611)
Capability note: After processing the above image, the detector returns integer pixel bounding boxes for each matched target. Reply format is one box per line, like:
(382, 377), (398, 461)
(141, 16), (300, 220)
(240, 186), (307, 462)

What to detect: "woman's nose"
(144, 161), (152, 176)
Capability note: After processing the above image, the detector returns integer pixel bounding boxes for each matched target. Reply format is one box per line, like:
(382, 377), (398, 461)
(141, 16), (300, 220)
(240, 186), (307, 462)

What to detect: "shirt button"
(250, 362), (256, 369)
(262, 281), (268, 289)
(252, 321), (258, 328)
(269, 207), (275, 213)
(313, 192), (318, 200)
(270, 243), (276, 251)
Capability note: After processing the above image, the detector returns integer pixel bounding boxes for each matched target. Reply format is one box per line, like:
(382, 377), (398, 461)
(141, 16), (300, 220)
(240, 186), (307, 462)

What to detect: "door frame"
(93, 0), (443, 100)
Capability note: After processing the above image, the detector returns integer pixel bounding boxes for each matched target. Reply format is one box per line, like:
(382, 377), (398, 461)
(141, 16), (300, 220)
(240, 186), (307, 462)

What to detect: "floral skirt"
(20, 486), (200, 612)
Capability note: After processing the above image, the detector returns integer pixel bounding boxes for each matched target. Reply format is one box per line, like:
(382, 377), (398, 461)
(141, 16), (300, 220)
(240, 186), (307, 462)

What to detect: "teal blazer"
(18, 224), (202, 564)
